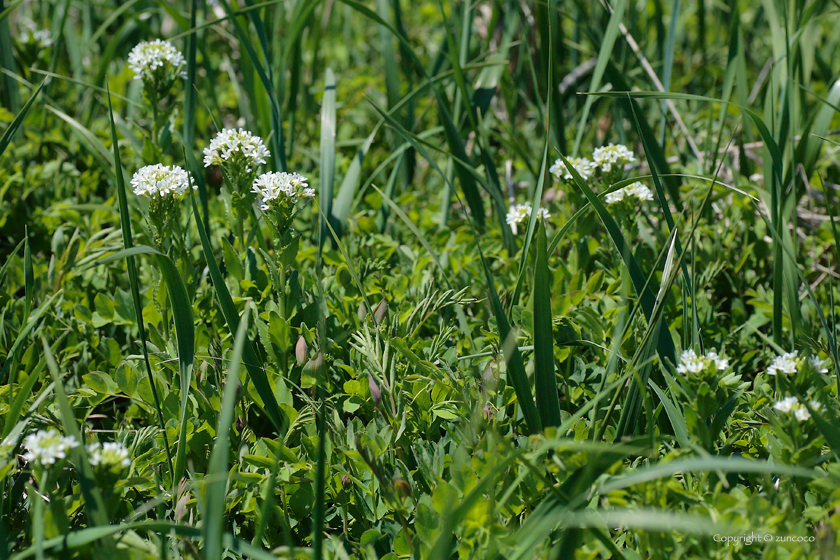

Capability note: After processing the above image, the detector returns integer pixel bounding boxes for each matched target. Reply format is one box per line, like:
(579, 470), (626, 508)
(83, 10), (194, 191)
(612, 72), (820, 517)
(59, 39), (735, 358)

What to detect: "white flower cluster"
(604, 182), (654, 204)
(23, 29), (52, 47)
(549, 157), (594, 181)
(87, 442), (131, 469)
(127, 40), (186, 82)
(773, 396), (821, 422)
(592, 144), (636, 173)
(131, 164), (196, 199)
(252, 172), (314, 211)
(203, 128), (270, 172)
(676, 349), (729, 375)
(22, 429), (79, 466)
(505, 202), (550, 228)
(766, 351), (799, 376)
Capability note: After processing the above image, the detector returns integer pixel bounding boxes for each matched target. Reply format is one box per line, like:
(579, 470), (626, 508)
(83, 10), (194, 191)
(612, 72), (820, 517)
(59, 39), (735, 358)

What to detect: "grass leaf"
(533, 220), (561, 428)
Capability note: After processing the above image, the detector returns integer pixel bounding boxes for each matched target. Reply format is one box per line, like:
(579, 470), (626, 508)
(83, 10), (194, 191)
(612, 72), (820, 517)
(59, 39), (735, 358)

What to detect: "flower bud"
(394, 479), (412, 498)
(295, 335), (308, 366)
(358, 301), (367, 322)
(368, 374), (382, 408)
(303, 352), (326, 378)
(374, 298), (389, 325)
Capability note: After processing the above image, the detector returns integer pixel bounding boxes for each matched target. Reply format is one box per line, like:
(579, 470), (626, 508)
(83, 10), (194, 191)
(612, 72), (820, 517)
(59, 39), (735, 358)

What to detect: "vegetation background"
(2, 0), (840, 558)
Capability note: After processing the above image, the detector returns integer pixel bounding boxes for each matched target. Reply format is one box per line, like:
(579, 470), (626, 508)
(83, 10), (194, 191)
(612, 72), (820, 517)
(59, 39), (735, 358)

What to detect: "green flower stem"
(236, 212), (246, 253)
(151, 102), (160, 147)
(278, 264), (286, 320)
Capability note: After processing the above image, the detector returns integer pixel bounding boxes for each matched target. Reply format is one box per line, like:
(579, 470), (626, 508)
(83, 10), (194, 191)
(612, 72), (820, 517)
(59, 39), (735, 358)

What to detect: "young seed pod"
(368, 374), (382, 408)
(481, 361), (496, 394)
(374, 298), (389, 325)
(295, 335), (308, 366)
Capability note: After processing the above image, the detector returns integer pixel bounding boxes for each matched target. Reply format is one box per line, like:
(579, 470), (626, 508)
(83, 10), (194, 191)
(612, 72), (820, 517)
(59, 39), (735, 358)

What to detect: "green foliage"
(3, 1), (840, 559)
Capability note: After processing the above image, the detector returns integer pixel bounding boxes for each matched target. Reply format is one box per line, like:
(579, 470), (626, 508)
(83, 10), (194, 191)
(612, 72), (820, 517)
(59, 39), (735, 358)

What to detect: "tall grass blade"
(204, 307), (250, 560)
(320, 68), (337, 242)
(23, 229), (32, 323)
(533, 221), (561, 428)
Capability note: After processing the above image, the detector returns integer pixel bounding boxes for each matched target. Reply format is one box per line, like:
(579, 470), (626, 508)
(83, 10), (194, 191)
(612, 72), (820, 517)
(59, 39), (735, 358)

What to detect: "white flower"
(87, 442), (131, 469)
(549, 157), (594, 181)
(127, 40), (186, 82)
(252, 172), (314, 211)
(773, 396), (798, 413)
(809, 355), (828, 374)
(767, 351), (799, 376)
(677, 349), (730, 375)
(676, 349), (705, 374)
(22, 29), (52, 48)
(131, 164), (196, 199)
(203, 128), (270, 172)
(32, 30), (52, 47)
(627, 182), (654, 200)
(505, 202), (550, 230)
(605, 182), (653, 205)
(592, 144), (636, 173)
(705, 351), (729, 371)
(793, 407), (811, 422)
(604, 189), (625, 204)
(22, 429), (79, 466)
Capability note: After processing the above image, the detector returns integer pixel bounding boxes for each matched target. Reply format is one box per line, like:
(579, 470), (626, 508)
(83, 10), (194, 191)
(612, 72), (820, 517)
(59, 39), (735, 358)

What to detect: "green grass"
(2, 0), (840, 558)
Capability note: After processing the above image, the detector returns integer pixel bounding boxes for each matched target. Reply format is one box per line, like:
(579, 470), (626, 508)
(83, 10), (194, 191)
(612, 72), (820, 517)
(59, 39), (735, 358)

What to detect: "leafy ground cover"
(2, 0), (840, 558)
